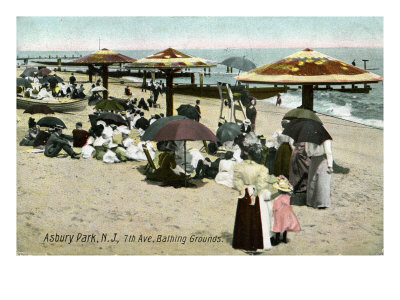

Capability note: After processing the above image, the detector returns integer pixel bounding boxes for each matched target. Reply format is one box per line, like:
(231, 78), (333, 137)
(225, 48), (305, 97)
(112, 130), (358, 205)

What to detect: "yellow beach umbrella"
(237, 48), (383, 110)
(128, 48), (216, 116)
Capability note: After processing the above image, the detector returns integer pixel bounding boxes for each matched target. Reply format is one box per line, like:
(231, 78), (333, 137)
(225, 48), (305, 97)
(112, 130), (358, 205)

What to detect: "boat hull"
(17, 97), (88, 113)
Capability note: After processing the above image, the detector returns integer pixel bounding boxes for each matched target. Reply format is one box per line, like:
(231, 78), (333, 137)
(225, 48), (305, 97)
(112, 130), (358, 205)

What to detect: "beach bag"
(81, 145), (95, 159)
(103, 149), (120, 164)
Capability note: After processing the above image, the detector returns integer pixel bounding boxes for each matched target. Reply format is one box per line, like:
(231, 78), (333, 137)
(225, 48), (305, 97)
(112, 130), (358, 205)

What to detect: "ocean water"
(17, 48), (383, 128)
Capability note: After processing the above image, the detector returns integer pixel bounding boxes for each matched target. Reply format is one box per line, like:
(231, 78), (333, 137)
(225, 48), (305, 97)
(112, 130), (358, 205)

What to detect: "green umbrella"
(283, 108), (322, 124)
(17, 77), (32, 88)
(216, 122), (241, 143)
(95, 99), (125, 112)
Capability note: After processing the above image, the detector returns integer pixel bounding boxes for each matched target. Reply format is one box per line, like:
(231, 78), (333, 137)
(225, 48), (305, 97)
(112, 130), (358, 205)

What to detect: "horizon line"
(17, 45), (384, 52)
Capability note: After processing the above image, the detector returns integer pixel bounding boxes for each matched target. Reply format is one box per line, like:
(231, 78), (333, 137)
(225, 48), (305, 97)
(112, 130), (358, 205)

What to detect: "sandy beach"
(16, 70), (383, 255)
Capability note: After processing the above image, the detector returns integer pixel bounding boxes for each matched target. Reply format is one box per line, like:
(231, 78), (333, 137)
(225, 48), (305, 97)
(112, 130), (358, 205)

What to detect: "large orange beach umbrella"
(71, 48), (136, 99)
(236, 48), (383, 110)
(128, 48), (216, 116)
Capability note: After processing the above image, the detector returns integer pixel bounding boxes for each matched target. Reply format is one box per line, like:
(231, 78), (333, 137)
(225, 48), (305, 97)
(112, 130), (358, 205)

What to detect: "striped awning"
(128, 48), (216, 69)
(236, 48), (383, 85)
(71, 48), (136, 65)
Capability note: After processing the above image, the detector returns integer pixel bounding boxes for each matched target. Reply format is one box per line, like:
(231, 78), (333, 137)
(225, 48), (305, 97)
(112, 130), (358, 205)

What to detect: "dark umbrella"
(17, 77), (33, 88)
(37, 116), (67, 128)
(283, 108), (322, 124)
(41, 74), (64, 84)
(95, 100), (125, 112)
(37, 68), (52, 77)
(141, 115), (188, 141)
(282, 119), (332, 145)
(216, 122), (242, 143)
(152, 119), (218, 185)
(109, 96), (129, 109)
(221, 56), (257, 72)
(23, 105), (54, 115)
(20, 68), (38, 78)
(176, 104), (200, 120)
(96, 112), (128, 126)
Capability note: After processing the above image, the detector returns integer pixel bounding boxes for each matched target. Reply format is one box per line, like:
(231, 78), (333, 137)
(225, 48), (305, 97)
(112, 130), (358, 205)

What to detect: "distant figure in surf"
(276, 94), (282, 106)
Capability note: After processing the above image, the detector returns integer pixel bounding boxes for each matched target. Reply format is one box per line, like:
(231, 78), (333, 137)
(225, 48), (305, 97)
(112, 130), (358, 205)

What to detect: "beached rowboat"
(17, 96), (88, 113)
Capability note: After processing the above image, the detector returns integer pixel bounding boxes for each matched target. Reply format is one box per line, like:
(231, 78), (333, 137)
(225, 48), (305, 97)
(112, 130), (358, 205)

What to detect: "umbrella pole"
(302, 85), (314, 110)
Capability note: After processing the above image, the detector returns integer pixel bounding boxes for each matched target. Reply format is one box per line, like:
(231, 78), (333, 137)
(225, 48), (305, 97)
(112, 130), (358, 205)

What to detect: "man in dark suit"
(44, 125), (80, 159)
(72, 122), (90, 147)
(69, 73), (76, 85)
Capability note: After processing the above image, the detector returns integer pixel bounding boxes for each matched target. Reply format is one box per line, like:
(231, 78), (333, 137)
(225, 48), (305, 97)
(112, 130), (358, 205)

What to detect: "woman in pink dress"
(272, 176), (301, 245)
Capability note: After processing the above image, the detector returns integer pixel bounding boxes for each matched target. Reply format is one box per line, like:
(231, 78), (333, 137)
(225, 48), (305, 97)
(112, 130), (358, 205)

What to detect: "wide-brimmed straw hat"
(273, 175), (293, 192)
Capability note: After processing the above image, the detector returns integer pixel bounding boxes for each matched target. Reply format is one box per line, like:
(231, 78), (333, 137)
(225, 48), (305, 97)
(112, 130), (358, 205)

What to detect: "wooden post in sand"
(88, 65), (94, 83)
(165, 69), (174, 117)
(102, 65), (109, 100)
(302, 85), (314, 110)
(57, 58), (62, 72)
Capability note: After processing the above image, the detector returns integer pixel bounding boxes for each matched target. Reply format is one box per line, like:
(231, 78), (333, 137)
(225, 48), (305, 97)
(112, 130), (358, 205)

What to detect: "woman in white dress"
(215, 151), (236, 188)
(305, 139), (333, 208)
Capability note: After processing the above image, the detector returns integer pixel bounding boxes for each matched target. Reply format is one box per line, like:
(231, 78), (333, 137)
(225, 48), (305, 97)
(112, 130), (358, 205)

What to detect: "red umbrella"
(152, 119), (218, 183)
(153, 119), (218, 142)
(37, 68), (52, 77)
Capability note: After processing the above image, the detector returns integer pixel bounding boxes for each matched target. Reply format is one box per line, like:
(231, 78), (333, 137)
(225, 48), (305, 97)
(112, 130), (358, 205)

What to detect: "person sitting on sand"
(72, 122), (90, 148)
(146, 143), (192, 188)
(215, 151), (236, 188)
(44, 125), (80, 159)
(138, 97), (149, 111)
(125, 86), (132, 96)
(19, 117), (40, 146)
(135, 112), (150, 132)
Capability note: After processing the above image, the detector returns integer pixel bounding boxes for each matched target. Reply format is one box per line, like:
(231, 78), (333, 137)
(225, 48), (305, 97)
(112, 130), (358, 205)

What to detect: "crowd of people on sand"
(17, 72), (89, 101)
(19, 79), (334, 254)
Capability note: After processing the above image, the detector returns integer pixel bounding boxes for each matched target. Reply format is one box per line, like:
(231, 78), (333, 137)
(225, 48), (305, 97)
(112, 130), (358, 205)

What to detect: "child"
(271, 175), (301, 245)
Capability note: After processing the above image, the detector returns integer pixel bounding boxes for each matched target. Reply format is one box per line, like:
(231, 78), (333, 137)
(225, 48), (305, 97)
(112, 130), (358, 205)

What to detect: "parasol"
(91, 86), (107, 92)
(71, 48), (136, 99)
(221, 56), (257, 72)
(176, 104), (200, 120)
(37, 116), (66, 129)
(96, 112), (128, 126)
(17, 78), (33, 88)
(20, 68), (38, 78)
(95, 99), (125, 112)
(237, 48), (383, 110)
(141, 115), (188, 141)
(283, 108), (322, 124)
(282, 119), (332, 145)
(127, 48), (216, 116)
(216, 122), (242, 143)
(37, 68), (52, 77)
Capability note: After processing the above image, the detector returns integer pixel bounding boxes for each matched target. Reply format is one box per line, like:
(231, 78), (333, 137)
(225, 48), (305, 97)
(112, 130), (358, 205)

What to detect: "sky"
(16, 16), (383, 51)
